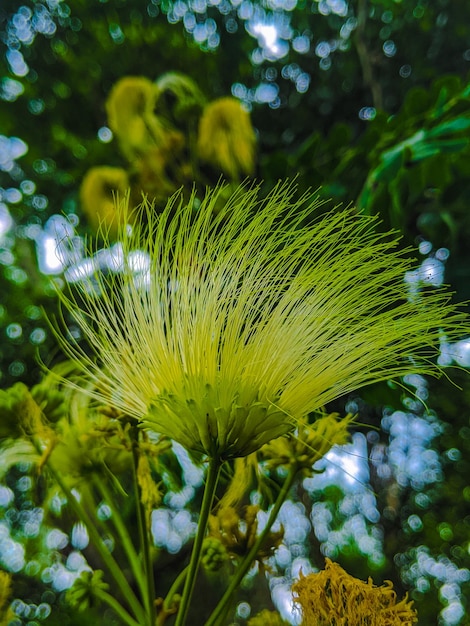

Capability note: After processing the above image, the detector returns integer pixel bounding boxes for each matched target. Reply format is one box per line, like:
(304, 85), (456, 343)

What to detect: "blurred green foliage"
(1, 1), (470, 625)
(2, 0), (470, 385)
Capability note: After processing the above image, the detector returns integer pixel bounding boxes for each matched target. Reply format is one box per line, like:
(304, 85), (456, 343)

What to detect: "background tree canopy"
(1, 1), (470, 625)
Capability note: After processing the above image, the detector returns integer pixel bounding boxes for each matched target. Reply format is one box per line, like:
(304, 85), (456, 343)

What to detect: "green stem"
(204, 465), (298, 626)
(94, 476), (147, 602)
(130, 428), (157, 626)
(94, 588), (142, 626)
(163, 565), (188, 613)
(38, 443), (147, 624)
(156, 566), (188, 626)
(174, 456), (222, 626)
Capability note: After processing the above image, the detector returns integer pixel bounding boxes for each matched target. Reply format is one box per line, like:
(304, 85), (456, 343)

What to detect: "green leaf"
(427, 118), (470, 136)
(412, 139), (469, 160)
(375, 150), (404, 182)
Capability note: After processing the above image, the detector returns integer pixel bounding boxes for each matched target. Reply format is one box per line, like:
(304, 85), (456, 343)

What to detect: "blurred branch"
(355, 0), (383, 110)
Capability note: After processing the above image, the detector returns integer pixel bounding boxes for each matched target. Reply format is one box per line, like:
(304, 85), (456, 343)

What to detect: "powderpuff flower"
(292, 558), (418, 625)
(52, 182), (465, 460)
(197, 97), (256, 180)
(80, 166), (129, 233)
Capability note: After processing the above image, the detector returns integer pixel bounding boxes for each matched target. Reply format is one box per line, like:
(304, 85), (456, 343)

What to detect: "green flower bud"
(66, 570), (109, 612)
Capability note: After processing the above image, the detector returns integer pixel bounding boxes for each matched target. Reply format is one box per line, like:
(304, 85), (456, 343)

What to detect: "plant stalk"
(204, 464), (298, 626)
(130, 427), (157, 626)
(174, 456), (222, 626)
(35, 438), (147, 624)
(94, 476), (148, 605)
(94, 588), (142, 626)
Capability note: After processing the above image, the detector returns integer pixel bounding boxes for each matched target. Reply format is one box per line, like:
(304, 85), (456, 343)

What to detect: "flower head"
(54, 182), (465, 460)
(154, 72), (206, 124)
(105, 76), (168, 158)
(292, 558), (418, 625)
(80, 166), (129, 232)
(260, 413), (354, 475)
(197, 97), (256, 180)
